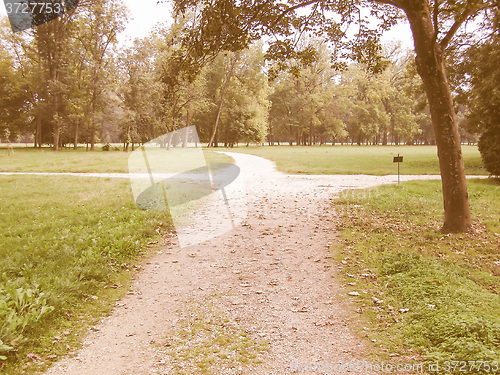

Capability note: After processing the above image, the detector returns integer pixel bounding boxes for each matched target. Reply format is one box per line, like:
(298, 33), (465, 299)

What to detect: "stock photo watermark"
(3, 0), (79, 32)
(128, 126), (247, 248)
(290, 359), (499, 373)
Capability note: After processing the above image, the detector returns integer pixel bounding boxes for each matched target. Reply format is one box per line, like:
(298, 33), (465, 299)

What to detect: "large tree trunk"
(52, 91), (60, 151)
(167, 132), (173, 150)
(35, 113), (42, 149)
(73, 118), (79, 150)
(90, 126), (95, 151)
(183, 110), (191, 148)
(405, 4), (471, 233)
(89, 81), (99, 151)
(51, 66), (61, 151)
(208, 53), (239, 148)
(90, 99), (96, 151)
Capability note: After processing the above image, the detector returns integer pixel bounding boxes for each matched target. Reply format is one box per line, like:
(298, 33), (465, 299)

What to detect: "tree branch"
(270, 0), (324, 29)
(433, 0), (440, 42)
(370, 0), (405, 9)
(440, 0), (478, 49)
(292, 2), (320, 49)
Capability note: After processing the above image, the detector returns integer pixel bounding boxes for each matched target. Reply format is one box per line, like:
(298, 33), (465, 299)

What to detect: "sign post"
(393, 154), (403, 184)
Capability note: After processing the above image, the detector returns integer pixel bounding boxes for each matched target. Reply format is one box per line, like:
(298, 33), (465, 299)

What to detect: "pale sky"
(119, 0), (172, 45)
(120, 0), (414, 50)
(1, 0), (414, 49)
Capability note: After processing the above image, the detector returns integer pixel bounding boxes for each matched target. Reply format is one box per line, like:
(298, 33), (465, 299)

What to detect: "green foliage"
(335, 179), (500, 369)
(191, 46), (270, 146)
(0, 0), (127, 149)
(465, 34), (500, 177)
(266, 41), (430, 146)
(478, 129), (500, 177)
(268, 40), (347, 145)
(0, 35), (28, 141)
(0, 277), (55, 358)
(0, 175), (173, 365)
(169, 0), (401, 78)
(2, 1), (493, 149)
(122, 35), (174, 146)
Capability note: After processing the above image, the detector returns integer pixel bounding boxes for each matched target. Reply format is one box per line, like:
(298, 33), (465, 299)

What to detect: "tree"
(0, 32), (28, 141)
(217, 44), (269, 146)
(192, 46), (269, 147)
(464, 23), (500, 176)
(71, 0), (127, 150)
(379, 48), (424, 145)
(2, 1), (125, 150)
(33, 11), (72, 151)
(156, 20), (209, 148)
(168, 0), (498, 232)
(120, 38), (164, 151)
(0, 17), (50, 148)
(206, 51), (240, 148)
(269, 39), (346, 145)
(341, 64), (390, 145)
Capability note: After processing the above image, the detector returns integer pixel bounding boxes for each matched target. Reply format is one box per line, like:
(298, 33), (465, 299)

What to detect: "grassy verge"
(333, 179), (500, 373)
(0, 148), (233, 174)
(0, 176), (173, 374)
(223, 145), (486, 175)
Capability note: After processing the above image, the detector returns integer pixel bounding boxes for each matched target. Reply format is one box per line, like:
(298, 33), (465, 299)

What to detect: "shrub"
(478, 129), (500, 177)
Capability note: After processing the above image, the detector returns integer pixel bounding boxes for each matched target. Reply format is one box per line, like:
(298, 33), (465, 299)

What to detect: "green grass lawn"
(0, 147), (130, 173)
(0, 175), (173, 374)
(0, 148), (233, 174)
(334, 178), (500, 371)
(223, 145), (487, 175)
(1, 145), (487, 175)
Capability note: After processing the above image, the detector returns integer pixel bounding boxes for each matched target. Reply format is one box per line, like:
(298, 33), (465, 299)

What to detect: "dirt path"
(43, 153), (450, 375)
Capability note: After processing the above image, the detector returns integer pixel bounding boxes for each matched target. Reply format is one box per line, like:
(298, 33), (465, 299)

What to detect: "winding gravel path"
(39, 153), (482, 375)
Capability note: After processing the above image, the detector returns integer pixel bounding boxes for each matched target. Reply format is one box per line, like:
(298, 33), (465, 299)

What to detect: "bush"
(478, 128), (500, 177)
(102, 143), (111, 151)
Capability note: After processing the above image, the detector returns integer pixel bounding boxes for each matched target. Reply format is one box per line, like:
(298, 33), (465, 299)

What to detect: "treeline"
(0, 4), (486, 150)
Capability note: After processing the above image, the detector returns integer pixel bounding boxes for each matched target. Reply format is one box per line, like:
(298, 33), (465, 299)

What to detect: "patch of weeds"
(158, 297), (268, 374)
(333, 179), (500, 373)
(0, 277), (54, 360)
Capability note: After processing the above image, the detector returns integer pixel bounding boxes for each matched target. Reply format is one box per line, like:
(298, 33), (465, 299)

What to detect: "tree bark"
(208, 53), (239, 148)
(167, 132), (173, 150)
(208, 75), (230, 148)
(51, 65), (61, 151)
(52, 93), (60, 151)
(183, 110), (191, 148)
(35, 113), (42, 149)
(404, 3), (471, 233)
(73, 118), (79, 150)
(90, 96), (97, 151)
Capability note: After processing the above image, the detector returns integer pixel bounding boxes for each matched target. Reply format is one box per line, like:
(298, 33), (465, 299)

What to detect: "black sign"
(393, 156), (403, 163)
